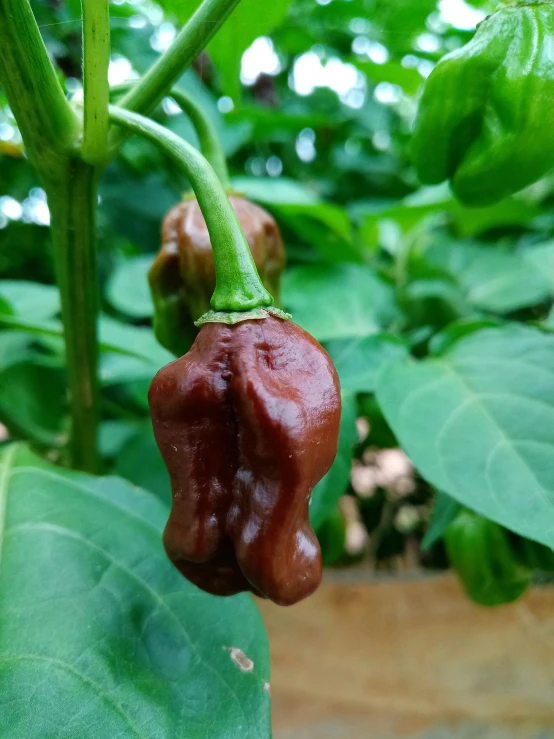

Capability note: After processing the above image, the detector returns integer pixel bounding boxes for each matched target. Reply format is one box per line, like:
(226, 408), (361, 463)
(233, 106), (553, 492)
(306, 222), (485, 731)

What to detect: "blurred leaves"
(283, 264), (398, 341)
(106, 255), (154, 319)
(326, 333), (408, 393)
(0, 281), (60, 320)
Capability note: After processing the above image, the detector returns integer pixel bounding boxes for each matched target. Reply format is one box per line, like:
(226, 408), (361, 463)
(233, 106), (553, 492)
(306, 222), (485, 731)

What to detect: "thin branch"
(81, 0), (111, 164)
(112, 81), (230, 187)
(109, 105), (272, 313)
(108, 0), (242, 156)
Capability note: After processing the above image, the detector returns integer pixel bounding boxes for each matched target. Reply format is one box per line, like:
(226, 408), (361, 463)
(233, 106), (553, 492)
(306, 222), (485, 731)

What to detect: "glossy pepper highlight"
(412, 1), (554, 206)
(149, 195), (286, 356)
(148, 315), (341, 606)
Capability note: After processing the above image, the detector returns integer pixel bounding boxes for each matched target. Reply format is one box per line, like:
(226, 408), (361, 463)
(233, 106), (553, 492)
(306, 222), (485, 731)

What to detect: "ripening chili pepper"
(444, 510), (531, 607)
(110, 105), (341, 606)
(149, 195), (286, 356)
(148, 314), (341, 606)
(412, 0), (554, 206)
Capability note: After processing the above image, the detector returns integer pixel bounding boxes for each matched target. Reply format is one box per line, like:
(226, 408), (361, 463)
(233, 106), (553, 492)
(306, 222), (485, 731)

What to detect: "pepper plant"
(3, 0), (554, 734)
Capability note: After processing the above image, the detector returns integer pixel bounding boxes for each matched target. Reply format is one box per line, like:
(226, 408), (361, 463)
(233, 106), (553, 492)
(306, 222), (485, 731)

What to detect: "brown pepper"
(149, 195), (286, 333)
(148, 315), (341, 606)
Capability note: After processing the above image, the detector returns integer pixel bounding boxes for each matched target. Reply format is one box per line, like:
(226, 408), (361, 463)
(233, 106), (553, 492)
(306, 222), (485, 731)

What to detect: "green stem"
(0, 0), (79, 181)
(109, 105), (272, 312)
(46, 162), (100, 473)
(108, 0), (242, 155)
(112, 82), (230, 186)
(81, 0), (111, 164)
(170, 88), (230, 188)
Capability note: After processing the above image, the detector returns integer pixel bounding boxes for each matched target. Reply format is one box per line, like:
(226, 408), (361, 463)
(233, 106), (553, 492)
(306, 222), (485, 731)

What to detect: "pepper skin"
(412, 2), (554, 206)
(445, 510), (531, 607)
(148, 315), (341, 606)
(149, 196), (286, 355)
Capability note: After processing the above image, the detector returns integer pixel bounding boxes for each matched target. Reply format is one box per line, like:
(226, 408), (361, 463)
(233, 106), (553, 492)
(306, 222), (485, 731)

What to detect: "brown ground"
(258, 573), (554, 738)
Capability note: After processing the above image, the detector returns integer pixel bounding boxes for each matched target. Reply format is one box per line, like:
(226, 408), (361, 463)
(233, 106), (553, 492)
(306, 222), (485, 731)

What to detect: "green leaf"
(377, 324), (554, 549)
(274, 202), (362, 263)
(523, 240), (554, 293)
(421, 490), (461, 550)
(232, 176), (320, 205)
(0, 313), (174, 369)
(423, 241), (552, 314)
(0, 361), (67, 446)
(310, 392), (357, 530)
(106, 255), (154, 319)
(326, 334), (408, 393)
(0, 281), (60, 320)
(0, 445), (271, 737)
(283, 264), (398, 342)
(115, 422), (171, 505)
(0, 332), (35, 371)
(352, 59), (423, 96)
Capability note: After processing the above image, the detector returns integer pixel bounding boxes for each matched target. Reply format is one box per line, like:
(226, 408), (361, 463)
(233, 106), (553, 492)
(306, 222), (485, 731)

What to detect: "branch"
(112, 82), (230, 187)
(81, 0), (111, 164)
(108, 0), (242, 155)
(0, 0), (78, 181)
(169, 88), (230, 189)
(109, 105), (272, 313)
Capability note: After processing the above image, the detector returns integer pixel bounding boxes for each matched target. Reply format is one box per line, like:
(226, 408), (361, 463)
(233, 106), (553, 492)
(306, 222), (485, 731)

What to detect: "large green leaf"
(0, 445), (271, 738)
(282, 264), (398, 342)
(377, 324), (554, 548)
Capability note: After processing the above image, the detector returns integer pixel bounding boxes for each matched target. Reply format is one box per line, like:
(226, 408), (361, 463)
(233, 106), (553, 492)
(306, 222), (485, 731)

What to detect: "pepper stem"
(108, 105), (273, 312)
(111, 83), (230, 187)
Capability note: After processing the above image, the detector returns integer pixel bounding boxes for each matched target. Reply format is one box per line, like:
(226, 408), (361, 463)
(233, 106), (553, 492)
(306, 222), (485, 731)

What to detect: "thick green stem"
(46, 162), (100, 473)
(0, 0), (99, 471)
(112, 82), (230, 186)
(0, 0), (78, 182)
(81, 0), (111, 164)
(108, 0), (242, 155)
(109, 105), (272, 312)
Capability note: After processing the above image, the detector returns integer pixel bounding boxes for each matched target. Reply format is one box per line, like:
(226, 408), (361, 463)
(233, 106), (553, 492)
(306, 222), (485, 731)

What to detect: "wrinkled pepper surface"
(412, 1), (554, 206)
(149, 314), (341, 606)
(149, 195), (286, 355)
(445, 510), (531, 607)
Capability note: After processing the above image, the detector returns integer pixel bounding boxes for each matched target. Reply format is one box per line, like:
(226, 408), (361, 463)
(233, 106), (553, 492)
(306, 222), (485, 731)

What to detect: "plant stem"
(112, 82), (230, 187)
(0, 0), (78, 181)
(108, 0), (242, 155)
(46, 161), (100, 473)
(109, 105), (272, 312)
(81, 0), (111, 165)
(170, 88), (230, 188)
